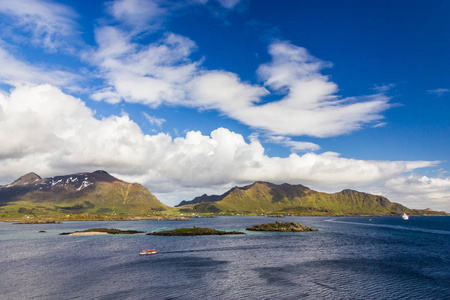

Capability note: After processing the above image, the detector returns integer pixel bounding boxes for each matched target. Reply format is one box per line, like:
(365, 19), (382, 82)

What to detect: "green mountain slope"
(178, 182), (446, 216)
(0, 170), (169, 218)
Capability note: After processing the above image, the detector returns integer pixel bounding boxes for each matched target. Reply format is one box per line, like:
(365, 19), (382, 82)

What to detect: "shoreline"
(1, 216), (192, 223)
(2, 214), (449, 223)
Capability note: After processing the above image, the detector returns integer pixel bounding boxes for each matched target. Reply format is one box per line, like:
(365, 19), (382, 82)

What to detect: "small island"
(246, 221), (318, 232)
(60, 228), (145, 235)
(147, 227), (245, 236)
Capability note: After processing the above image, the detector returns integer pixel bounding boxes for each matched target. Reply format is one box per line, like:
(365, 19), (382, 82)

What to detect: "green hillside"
(178, 182), (446, 216)
(2, 174), (446, 219)
(0, 171), (169, 219)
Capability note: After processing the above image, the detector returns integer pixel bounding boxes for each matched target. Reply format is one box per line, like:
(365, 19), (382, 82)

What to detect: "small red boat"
(139, 249), (157, 255)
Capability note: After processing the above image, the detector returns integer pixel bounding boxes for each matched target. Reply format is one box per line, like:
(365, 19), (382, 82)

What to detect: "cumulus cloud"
(367, 175), (450, 212)
(0, 0), (78, 52)
(385, 174), (450, 195)
(0, 84), (93, 159)
(0, 84), (153, 176)
(0, 1), (447, 212)
(1, 84), (448, 210)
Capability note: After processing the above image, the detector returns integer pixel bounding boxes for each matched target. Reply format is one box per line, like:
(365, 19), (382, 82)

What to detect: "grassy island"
(147, 227), (245, 236)
(60, 228), (145, 235)
(246, 221), (318, 232)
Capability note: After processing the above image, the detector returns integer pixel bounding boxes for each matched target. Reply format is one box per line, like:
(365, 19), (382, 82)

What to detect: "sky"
(0, 0), (449, 211)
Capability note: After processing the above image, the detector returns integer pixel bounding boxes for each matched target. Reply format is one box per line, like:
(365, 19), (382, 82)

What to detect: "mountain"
(177, 181), (446, 216)
(177, 194), (223, 207)
(0, 170), (168, 218)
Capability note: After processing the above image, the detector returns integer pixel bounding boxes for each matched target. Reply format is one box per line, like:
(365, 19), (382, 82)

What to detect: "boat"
(139, 249), (157, 255)
(402, 213), (409, 220)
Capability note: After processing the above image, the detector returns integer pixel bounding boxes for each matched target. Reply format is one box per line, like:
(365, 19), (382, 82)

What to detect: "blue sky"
(0, 0), (449, 211)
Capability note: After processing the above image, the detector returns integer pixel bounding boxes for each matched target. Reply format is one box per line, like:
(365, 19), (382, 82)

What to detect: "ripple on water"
(0, 217), (449, 299)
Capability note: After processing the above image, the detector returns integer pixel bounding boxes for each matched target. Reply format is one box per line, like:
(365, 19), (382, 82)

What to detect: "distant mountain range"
(0, 170), (168, 218)
(176, 181), (447, 216)
(0, 172), (446, 219)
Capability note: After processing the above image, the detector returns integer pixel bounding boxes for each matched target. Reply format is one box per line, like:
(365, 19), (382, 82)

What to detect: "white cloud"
(0, 0), (393, 140)
(0, 44), (81, 89)
(263, 135), (320, 152)
(240, 41), (390, 137)
(373, 83), (395, 93)
(91, 32), (391, 137)
(0, 0), (79, 52)
(143, 112), (166, 128)
(428, 88), (450, 97)
(372, 122), (387, 128)
(0, 84), (153, 177)
(0, 1), (446, 212)
(107, 0), (168, 32)
(367, 175), (450, 212)
(1, 84), (448, 210)
(188, 70), (268, 110)
(0, 84), (93, 159)
(385, 174), (450, 195)
(189, 42), (391, 137)
(90, 27), (199, 106)
(105, 0), (243, 36)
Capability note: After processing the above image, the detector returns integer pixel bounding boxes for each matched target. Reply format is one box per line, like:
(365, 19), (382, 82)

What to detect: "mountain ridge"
(177, 181), (447, 216)
(10, 172), (42, 186)
(0, 170), (168, 218)
(1, 172), (447, 218)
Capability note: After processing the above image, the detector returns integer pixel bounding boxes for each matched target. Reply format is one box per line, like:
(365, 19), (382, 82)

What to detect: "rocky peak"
(40, 170), (122, 191)
(93, 170), (108, 174)
(11, 172), (42, 186)
(251, 181), (273, 187)
(339, 189), (359, 195)
(238, 181), (273, 191)
(89, 170), (120, 183)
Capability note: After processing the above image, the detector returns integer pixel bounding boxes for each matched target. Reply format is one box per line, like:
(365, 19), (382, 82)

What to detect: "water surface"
(1, 216), (449, 299)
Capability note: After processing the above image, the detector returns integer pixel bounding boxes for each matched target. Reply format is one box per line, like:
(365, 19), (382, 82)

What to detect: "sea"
(0, 216), (449, 300)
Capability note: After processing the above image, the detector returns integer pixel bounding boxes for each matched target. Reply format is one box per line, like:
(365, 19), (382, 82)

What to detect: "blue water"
(0, 216), (449, 299)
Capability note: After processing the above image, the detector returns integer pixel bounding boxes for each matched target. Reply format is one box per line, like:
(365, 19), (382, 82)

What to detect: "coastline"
(1, 211), (449, 224)
(1, 215), (192, 223)
(3, 214), (449, 223)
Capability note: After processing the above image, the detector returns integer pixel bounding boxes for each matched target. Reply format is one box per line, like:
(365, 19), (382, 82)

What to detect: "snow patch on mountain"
(76, 180), (93, 191)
